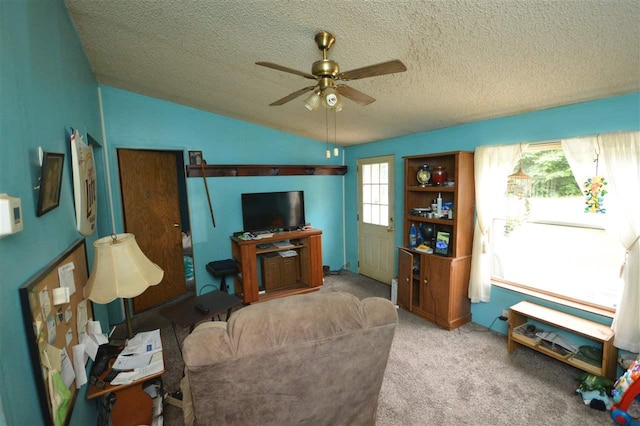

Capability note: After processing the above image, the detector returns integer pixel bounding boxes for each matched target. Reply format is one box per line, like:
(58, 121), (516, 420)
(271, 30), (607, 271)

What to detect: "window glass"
(361, 162), (389, 226)
(362, 164), (371, 184)
(491, 146), (625, 309)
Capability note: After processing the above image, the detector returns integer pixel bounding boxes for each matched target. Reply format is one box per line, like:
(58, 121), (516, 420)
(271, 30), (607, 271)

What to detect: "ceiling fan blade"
(269, 86), (317, 106)
(256, 62), (318, 80)
(338, 60), (407, 81)
(336, 84), (376, 106)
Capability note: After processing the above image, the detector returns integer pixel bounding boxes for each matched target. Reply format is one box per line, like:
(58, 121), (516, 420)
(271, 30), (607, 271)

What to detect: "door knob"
(174, 223), (180, 228)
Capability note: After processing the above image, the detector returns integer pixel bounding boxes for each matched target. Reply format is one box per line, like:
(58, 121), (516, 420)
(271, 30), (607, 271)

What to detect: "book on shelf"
(278, 250), (297, 258)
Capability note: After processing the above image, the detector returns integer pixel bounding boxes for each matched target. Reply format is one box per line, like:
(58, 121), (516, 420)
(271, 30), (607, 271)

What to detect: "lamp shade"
(304, 91), (321, 111)
(84, 233), (164, 304)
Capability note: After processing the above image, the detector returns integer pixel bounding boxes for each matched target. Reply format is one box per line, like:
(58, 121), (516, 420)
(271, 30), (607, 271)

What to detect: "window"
(361, 162), (389, 226)
(491, 144), (625, 310)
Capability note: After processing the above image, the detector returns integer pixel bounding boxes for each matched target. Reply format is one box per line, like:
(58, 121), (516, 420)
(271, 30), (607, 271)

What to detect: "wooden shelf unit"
(508, 301), (617, 380)
(231, 229), (323, 303)
(397, 151), (475, 330)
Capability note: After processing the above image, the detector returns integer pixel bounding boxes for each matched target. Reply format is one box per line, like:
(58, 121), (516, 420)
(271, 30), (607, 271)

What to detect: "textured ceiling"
(64, 0), (640, 146)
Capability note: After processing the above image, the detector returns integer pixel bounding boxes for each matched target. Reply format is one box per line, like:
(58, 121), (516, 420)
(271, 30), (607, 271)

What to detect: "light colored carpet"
(124, 271), (610, 425)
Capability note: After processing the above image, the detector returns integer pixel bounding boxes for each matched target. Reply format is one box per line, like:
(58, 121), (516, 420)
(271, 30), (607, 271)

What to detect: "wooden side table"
(159, 291), (242, 329)
(159, 290), (243, 352)
(87, 357), (164, 426)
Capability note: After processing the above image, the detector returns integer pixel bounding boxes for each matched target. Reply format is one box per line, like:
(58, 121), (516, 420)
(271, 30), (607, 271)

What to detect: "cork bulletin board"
(19, 239), (93, 426)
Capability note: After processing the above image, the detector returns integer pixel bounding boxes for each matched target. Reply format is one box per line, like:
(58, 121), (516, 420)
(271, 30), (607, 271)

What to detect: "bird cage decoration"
(504, 156), (532, 236)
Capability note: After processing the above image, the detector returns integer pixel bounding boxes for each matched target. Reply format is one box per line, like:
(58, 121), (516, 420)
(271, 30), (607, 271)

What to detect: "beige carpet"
(123, 271), (610, 425)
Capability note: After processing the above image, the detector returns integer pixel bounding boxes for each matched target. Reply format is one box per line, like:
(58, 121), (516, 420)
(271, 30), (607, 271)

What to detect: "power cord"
(456, 316), (501, 334)
(198, 283), (219, 295)
(329, 263), (351, 275)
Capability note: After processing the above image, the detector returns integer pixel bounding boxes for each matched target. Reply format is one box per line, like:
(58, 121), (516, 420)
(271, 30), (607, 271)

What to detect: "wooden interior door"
(118, 149), (186, 313)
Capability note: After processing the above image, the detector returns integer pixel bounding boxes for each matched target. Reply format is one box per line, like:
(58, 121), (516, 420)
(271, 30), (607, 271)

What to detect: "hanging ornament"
(584, 143), (607, 213)
(504, 146), (531, 236)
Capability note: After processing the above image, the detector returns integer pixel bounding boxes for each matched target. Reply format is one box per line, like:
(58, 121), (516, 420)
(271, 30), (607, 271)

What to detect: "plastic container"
(409, 223), (417, 248)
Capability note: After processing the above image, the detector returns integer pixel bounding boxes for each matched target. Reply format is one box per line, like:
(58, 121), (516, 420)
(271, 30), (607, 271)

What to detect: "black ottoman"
(206, 259), (238, 293)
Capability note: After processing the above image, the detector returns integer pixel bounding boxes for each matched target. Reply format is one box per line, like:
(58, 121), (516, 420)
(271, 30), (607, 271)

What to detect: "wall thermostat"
(0, 194), (23, 238)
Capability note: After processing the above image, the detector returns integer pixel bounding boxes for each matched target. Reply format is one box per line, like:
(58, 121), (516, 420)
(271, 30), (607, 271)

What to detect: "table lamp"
(84, 233), (164, 338)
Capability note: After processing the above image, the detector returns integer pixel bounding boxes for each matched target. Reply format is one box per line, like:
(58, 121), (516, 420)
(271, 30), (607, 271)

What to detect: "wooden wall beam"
(186, 164), (347, 178)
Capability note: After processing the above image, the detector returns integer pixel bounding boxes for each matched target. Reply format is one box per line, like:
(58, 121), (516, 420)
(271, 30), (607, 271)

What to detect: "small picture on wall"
(188, 150), (203, 165)
(434, 231), (451, 256)
(36, 152), (65, 217)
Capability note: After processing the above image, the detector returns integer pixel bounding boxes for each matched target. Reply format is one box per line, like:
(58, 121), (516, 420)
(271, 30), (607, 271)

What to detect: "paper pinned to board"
(53, 287), (70, 305)
(83, 320), (108, 361)
(57, 262), (76, 296)
(72, 344), (87, 389)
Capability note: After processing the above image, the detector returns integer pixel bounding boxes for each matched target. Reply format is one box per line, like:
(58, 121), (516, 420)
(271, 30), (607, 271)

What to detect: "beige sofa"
(180, 291), (397, 425)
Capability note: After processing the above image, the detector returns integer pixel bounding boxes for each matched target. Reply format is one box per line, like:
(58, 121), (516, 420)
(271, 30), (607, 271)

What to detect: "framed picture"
(434, 231), (451, 256)
(36, 152), (64, 217)
(188, 150), (203, 165)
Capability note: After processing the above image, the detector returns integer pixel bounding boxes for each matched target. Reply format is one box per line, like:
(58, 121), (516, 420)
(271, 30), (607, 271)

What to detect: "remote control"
(195, 303), (210, 314)
(104, 369), (120, 383)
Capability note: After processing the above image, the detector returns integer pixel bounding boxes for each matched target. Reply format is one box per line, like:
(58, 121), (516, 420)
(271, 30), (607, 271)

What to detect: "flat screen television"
(241, 191), (306, 233)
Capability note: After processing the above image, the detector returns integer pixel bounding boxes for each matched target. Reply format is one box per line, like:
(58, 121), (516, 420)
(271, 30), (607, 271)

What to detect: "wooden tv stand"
(230, 229), (323, 303)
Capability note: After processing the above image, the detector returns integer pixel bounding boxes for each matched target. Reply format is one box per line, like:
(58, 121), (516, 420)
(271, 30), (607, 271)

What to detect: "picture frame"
(434, 231), (451, 256)
(188, 150), (203, 165)
(36, 152), (65, 217)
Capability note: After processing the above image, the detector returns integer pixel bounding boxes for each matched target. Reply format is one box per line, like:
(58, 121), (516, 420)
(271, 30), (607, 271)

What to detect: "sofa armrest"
(182, 321), (233, 367)
(363, 297), (397, 328)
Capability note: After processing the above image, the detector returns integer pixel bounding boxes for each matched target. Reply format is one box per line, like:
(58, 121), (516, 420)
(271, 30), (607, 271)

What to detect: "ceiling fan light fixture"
(333, 94), (343, 112)
(258, 31), (406, 110)
(304, 91), (321, 111)
(323, 87), (340, 108)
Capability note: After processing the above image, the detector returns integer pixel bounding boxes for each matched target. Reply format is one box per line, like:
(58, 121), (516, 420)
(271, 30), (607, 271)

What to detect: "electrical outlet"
(502, 309), (509, 318)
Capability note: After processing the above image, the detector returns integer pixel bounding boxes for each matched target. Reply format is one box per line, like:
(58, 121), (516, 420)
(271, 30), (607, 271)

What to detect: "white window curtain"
(469, 144), (523, 302)
(563, 131), (640, 353)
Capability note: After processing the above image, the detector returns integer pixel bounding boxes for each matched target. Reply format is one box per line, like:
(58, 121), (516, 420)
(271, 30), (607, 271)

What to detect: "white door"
(357, 155), (395, 284)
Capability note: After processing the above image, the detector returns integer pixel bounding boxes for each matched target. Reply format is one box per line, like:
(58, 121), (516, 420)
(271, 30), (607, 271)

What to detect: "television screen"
(241, 191), (305, 233)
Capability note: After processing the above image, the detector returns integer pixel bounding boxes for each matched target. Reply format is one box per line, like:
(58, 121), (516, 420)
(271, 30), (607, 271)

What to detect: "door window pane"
(361, 162), (390, 226)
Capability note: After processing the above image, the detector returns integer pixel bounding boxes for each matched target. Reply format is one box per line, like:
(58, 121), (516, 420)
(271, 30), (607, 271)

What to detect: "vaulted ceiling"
(64, 0), (640, 146)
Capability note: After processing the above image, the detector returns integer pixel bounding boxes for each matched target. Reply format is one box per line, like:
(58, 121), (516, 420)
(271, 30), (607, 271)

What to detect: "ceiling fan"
(256, 31), (407, 111)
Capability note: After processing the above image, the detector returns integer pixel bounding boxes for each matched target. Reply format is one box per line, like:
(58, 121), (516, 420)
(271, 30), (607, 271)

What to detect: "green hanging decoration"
(584, 142), (607, 214)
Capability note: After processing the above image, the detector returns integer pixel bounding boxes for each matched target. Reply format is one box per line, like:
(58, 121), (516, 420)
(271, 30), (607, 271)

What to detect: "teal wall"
(2, 2), (639, 424)
(0, 1), (105, 424)
(98, 86), (346, 295)
(343, 92), (640, 332)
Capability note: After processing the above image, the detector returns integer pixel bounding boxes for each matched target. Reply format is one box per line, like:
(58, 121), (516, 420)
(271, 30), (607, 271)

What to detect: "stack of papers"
(255, 233), (274, 239)
(110, 329), (164, 385)
(278, 250), (297, 258)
